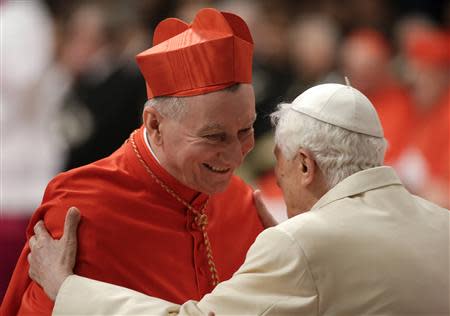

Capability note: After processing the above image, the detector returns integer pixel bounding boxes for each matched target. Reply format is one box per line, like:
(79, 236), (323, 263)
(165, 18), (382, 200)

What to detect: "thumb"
(62, 207), (81, 244)
(253, 190), (278, 228)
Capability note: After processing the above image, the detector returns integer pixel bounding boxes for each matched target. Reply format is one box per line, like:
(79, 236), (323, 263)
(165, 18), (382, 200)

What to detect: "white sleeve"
(53, 228), (318, 316)
(52, 274), (182, 315)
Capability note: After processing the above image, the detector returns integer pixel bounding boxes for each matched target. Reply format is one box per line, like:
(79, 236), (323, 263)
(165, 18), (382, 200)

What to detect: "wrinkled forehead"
(182, 84), (256, 129)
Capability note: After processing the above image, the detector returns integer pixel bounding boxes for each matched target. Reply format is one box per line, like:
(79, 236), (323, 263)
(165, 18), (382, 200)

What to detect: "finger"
(29, 236), (37, 250)
(28, 265), (35, 280)
(253, 190), (278, 228)
(34, 221), (51, 240)
(28, 266), (38, 282)
(62, 207), (81, 244)
(27, 253), (36, 280)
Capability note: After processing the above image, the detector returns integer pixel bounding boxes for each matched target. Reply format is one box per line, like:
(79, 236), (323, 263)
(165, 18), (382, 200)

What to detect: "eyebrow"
(199, 115), (257, 133)
(199, 123), (225, 133)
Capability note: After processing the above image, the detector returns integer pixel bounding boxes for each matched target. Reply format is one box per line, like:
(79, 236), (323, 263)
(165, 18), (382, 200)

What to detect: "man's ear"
(143, 106), (164, 145)
(296, 148), (316, 186)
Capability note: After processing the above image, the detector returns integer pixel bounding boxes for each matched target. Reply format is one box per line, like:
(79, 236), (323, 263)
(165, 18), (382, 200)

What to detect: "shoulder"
(211, 175), (257, 216)
(236, 226), (317, 291)
(274, 201), (354, 250)
(411, 195), (449, 227)
(243, 227), (305, 267)
(209, 175), (263, 231)
(228, 175), (253, 192)
(212, 175), (254, 204)
(43, 167), (98, 199)
(32, 153), (130, 234)
(46, 149), (130, 195)
(277, 207), (331, 235)
(412, 194), (449, 213)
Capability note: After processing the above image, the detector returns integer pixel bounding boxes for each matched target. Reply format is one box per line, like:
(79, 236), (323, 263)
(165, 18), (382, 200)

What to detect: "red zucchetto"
(136, 8), (254, 99)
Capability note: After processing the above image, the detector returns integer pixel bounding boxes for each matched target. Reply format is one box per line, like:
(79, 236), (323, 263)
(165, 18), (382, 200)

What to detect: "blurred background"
(1, 0), (449, 302)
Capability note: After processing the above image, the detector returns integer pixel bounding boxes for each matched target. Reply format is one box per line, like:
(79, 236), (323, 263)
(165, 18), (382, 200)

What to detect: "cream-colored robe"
(53, 167), (450, 315)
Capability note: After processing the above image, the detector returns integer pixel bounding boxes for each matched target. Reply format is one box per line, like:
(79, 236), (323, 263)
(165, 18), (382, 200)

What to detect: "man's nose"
(222, 137), (244, 166)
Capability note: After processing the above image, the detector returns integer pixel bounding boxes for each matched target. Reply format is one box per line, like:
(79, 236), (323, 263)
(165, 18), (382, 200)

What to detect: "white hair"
(271, 103), (387, 188)
(144, 97), (187, 120)
(144, 84), (241, 120)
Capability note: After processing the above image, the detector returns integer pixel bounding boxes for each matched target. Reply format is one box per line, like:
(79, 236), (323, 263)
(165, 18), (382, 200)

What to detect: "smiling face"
(146, 84), (256, 195)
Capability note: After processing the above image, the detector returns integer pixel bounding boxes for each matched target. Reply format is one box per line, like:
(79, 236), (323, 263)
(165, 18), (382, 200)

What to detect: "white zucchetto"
(291, 83), (384, 138)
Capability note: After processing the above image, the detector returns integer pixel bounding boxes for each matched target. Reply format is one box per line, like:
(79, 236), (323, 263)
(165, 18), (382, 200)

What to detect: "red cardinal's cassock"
(1, 8), (263, 315)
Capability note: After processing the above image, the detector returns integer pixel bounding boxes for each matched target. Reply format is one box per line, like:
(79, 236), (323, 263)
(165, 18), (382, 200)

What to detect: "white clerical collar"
(143, 128), (160, 163)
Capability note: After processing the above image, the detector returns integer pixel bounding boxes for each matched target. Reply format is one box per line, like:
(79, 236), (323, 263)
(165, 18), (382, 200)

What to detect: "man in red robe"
(395, 29), (450, 208)
(1, 8), (263, 315)
(339, 28), (417, 165)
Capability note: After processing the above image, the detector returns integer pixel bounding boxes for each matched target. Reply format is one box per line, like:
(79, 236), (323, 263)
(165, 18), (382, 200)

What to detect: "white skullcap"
(290, 83), (384, 138)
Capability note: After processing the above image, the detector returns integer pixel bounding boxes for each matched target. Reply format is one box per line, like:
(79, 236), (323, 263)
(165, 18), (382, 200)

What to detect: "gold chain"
(129, 130), (220, 286)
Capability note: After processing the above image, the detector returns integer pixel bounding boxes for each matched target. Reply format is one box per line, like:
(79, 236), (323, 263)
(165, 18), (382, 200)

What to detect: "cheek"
(188, 143), (217, 164)
(241, 136), (255, 156)
(274, 160), (282, 178)
(274, 166), (285, 188)
(276, 163), (295, 188)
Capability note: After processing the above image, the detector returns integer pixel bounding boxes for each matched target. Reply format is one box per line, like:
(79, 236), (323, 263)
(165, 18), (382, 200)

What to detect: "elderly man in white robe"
(28, 83), (449, 315)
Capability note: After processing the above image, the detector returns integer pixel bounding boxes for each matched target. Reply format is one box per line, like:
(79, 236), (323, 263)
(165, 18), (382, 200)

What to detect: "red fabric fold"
(1, 126), (263, 316)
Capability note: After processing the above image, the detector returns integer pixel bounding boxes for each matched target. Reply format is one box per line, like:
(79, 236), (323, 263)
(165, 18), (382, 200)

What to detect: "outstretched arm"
(29, 205), (315, 316)
(28, 192), (278, 300)
(50, 227), (317, 315)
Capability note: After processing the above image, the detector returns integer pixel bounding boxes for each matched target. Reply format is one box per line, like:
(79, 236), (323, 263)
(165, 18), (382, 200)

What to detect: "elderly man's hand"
(253, 190), (278, 228)
(28, 207), (81, 301)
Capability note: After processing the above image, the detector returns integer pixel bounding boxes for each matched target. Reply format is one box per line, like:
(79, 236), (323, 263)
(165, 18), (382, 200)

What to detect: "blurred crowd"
(1, 0), (449, 301)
